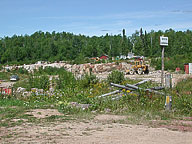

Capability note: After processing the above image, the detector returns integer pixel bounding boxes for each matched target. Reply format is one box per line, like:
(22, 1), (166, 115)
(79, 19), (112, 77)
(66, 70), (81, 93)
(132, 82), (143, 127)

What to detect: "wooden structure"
(0, 87), (13, 95)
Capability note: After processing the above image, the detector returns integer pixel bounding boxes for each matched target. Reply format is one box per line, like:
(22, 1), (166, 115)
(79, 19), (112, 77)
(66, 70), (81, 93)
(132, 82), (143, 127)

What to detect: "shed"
(184, 63), (189, 74)
(99, 55), (109, 60)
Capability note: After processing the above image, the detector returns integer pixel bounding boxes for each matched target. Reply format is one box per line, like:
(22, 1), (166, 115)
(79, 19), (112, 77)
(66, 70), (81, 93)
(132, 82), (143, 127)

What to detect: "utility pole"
(151, 36), (152, 50)
(161, 46), (164, 86)
(160, 36), (168, 86)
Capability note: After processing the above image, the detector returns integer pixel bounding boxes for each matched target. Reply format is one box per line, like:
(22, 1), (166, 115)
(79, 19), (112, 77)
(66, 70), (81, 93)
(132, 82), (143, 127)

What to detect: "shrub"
(107, 70), (125, 84)
(28, 74), (50, 90)
(34, 67), (67, 75)
(18, 67), (28, 74)
(56, 71), (76, 89)
(173, 78), (192, 115)
(151, 52), (192, 71)
(79, 73), (98, 88)
(101, 59), (105, 63)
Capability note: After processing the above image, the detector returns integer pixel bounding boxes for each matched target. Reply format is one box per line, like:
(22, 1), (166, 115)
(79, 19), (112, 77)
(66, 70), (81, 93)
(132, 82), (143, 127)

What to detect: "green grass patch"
(0, 71), (191, 126)
(0, 72), (11, 81)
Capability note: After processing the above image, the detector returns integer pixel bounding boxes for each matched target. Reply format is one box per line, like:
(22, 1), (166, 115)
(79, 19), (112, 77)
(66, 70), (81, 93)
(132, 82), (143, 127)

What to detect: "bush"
(173, 78), (192, 115)
(56, 71), (76, 89)
(28, 74), (50, 90)
(18, 67), (28, 74)
(107, 70), (125, 84)
(35, 67), (67, 75)
(151, 52), (192, 71)
(0, 72), (11, 80)
(79, 73), (98, 88)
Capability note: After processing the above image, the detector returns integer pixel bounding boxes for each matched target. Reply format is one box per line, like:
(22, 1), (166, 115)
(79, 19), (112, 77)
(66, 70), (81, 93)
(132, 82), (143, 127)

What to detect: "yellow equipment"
(127, 58), (149, 75)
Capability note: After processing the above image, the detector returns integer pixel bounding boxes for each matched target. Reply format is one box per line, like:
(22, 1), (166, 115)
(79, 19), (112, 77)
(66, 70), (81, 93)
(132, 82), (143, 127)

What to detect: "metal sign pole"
(161, 46), (164, 86)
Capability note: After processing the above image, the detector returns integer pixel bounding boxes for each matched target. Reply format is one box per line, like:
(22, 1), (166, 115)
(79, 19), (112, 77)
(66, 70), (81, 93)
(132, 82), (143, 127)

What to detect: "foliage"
(0, 29), (192, 65)
(27, 74), (50, 91)
(0, 98), (56, 127)
(17, 67), (28, 74)
(107, 70), (125, 84)
(35, 67), (66, 75)
(151, 52), (192, 71)
(0, 99), (25, 106)
(0, 76), (192, 128)
(79, 73), (98, 88)
(172, 78), (192, 114)
(55, 70), (76, 89)
(0, 72), (11, 80)
(1, 70), (192, 127)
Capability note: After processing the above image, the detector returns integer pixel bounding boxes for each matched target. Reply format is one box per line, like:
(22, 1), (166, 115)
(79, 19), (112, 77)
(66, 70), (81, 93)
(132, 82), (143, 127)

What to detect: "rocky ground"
(2, 61), (192, 88)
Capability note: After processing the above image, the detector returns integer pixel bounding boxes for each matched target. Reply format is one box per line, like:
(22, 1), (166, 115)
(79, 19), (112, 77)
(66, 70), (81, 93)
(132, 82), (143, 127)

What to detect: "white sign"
(160, 36), (168, 46)
(189, 63), (192, 74)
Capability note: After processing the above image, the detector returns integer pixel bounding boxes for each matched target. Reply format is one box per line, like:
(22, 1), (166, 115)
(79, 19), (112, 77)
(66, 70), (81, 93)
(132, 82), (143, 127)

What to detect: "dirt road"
(1, 111), (192, 144)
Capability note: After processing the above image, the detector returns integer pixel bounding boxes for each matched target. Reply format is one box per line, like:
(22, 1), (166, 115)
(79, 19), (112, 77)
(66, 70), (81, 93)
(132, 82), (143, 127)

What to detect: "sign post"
(160, 36), (168, 86)
(165, 96), (172, 111)
(189, 63), (192, 74)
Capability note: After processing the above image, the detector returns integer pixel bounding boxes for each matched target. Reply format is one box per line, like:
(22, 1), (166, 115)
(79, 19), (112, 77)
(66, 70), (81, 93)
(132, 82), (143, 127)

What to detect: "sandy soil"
(0, 109), (192, 144)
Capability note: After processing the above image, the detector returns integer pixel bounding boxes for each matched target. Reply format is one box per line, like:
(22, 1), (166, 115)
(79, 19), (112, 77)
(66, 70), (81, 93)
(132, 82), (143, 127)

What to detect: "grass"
(0, 98), (88, 127)
(0, 106), (27, 127)
(0, 72), (14, 81)
(0, 98), (57, 127)
(0, 99), (25, 107)
(45, 115), (75, 122)
(0, 70), (191, 128)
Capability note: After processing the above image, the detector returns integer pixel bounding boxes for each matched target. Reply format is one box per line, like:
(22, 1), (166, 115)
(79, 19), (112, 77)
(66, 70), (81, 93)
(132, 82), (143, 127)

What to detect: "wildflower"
(58, 101), (63, 105)
(88, 95), (94, 98)
(130, 93), (137, 97)
(133, 93), (138, 97)
(126, 90), (131, 93)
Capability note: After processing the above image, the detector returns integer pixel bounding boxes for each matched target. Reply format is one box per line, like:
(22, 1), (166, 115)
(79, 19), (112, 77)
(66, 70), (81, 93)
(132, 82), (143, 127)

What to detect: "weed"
(0, 71), (191, 126)
(107, 70), (125, 84)
(79, 73), (98, 88)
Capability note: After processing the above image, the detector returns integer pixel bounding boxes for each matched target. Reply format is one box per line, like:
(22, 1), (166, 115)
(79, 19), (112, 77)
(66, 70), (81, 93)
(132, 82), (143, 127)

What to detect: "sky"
(0, 0), (192, 37)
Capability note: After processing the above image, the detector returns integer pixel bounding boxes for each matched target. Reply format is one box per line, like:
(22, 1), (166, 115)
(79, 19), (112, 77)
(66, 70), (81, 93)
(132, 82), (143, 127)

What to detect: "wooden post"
(160, 36), (168, 86)
(161, 46), (164, 86)
(165, 96), (172, 111)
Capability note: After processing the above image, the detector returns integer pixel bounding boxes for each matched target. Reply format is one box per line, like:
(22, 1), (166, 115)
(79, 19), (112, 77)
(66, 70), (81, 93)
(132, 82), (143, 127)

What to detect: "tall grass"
(1, 70), (192, 123)
(171, 78), (192, 115)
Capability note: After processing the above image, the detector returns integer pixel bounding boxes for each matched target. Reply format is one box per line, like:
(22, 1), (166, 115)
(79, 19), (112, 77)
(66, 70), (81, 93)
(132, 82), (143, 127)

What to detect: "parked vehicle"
(10, 75), (19, 81)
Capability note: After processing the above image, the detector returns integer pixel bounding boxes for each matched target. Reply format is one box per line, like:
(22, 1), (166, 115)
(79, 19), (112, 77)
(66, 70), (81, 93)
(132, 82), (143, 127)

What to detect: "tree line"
(0, 28), (192, 64)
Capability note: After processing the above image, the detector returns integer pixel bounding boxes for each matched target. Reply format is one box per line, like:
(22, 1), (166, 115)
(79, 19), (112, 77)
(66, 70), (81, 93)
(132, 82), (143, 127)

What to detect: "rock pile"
(3, 61), (132, 76)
